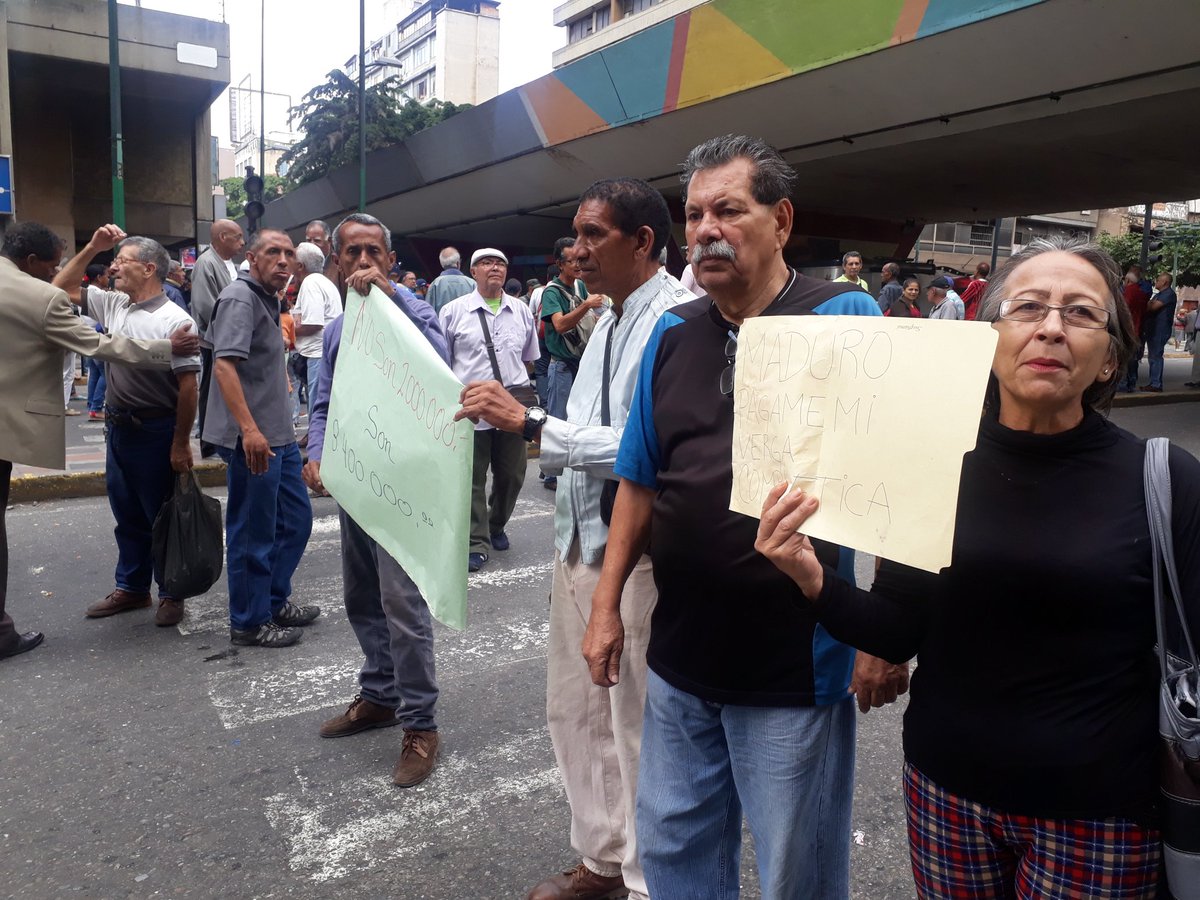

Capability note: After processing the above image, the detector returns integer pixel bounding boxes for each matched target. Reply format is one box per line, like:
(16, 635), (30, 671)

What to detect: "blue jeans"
(106, 416), (177, 597)
(1147, 320), (1171, 389)
(534, 336), (551, 405)
(637, 670), (856, 900)
(216, 441), (312, 630)
(547, 358), (576, 420)
(86, 358), (106, 412)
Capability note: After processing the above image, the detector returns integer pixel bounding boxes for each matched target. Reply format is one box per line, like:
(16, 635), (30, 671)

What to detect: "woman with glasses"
(755, 236), (1200, 899)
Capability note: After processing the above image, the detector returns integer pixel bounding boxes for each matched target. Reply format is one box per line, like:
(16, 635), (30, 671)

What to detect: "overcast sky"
(123, 0), (563, 145)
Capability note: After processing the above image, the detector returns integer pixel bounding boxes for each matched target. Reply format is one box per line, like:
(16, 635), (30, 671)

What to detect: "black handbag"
(1143, 437), (1200, 899)
(475, 308), (537, 407)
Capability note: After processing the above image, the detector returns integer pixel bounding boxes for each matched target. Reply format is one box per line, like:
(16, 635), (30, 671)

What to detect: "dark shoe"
(392, 729), (439, 787)
(230, 621), (302, 647)
(200, 441), (218, 459)
(1139, 385), (1163, 393)
(490, 531), (510, 551)
(543, 476), (557, 490)
(86, 589), (152, 618)
(468, 552), (488, 573)
(273, 601), (321, 627)
(320, 695), (399, 738)
(0, 631), (44, 660)
(154, 598), (185, 627)
(527, 863), (627, 900)
(1185, 382), (1200, 388)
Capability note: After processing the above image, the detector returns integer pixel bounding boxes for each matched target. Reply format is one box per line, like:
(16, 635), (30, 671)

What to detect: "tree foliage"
(219, 174), (290, 220)
(280, 70), (470, 187)
(1097, 228), (1200, 286)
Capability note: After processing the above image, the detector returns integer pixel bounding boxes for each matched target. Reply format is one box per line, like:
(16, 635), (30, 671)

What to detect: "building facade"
(553, 0), (707, 68)
(344, 0), (500, 106)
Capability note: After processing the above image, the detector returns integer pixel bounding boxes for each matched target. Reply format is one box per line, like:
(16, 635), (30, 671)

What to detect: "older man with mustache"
(585, 135), (901, 899)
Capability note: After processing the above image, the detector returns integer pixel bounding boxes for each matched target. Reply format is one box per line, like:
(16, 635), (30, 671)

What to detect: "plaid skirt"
(903, 762), (1161, 899)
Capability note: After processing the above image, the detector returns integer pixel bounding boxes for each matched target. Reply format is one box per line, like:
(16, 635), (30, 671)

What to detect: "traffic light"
(1146, 229), (1164, 267)
(243, 166), (265, 235)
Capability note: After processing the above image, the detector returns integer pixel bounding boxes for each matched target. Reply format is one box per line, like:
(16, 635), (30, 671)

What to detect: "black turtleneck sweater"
(814, 410), (1200, 822)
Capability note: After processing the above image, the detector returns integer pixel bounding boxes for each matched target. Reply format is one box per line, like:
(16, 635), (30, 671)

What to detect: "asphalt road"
(2, 399), (1196, 899)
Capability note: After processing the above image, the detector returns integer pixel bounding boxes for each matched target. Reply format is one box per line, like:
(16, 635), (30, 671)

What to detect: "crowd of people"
(1, 132), (1197, 900)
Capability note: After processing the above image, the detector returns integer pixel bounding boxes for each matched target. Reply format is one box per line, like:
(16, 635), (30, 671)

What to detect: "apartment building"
(553, 0), (707, 69)
(344, 0), (500, 106)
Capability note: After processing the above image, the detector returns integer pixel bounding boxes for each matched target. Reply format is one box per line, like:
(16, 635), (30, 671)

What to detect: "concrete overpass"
(259, 0), (1200, 269)
(0, 0), (229, 249)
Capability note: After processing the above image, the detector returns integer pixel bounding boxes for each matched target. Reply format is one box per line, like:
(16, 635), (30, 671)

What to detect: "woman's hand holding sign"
(754, 481), (825, 599)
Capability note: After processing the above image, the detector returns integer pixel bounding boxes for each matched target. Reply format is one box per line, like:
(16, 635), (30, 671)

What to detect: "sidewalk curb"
(1112, 390), (1200, 408)
(11, 461), (228, 504)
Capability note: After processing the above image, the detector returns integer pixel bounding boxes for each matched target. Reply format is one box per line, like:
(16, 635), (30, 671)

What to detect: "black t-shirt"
(615, 273), (881, 705)
(814, 410), (1200, 821)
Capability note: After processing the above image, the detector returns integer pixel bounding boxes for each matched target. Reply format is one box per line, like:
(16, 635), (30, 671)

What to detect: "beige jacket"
(0, 257), (173, 469)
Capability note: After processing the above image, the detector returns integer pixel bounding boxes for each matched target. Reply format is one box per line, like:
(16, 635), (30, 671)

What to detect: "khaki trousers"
(547, 539), (656, 900)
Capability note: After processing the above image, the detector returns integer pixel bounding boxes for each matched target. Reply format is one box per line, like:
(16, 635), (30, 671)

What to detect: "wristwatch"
(523, 406), (548, 442)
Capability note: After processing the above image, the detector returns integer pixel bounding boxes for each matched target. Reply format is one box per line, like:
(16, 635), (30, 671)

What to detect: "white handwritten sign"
(730, 316), (997, 573)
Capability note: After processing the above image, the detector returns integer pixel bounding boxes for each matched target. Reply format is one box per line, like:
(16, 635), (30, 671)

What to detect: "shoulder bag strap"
(600, 324), (614, 427)
(474, 307), (504, 383)
(1144, 436), (1200, 679)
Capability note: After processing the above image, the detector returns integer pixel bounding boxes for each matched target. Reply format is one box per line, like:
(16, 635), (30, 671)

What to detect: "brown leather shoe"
(527, 863), (627, 900)
(392, 729), (439, 787)
(86, 589), (152, 618)
(319, 695), (399, 738)
(155, 598), (184, 627)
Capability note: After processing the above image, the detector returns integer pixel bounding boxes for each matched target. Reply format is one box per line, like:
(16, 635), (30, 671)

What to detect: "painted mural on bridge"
(518, 0), (1045, 148)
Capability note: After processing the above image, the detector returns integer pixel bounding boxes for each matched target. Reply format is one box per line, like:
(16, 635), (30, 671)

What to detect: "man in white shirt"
(75, 235), (202, 627)
(458, 178), (692, 900)
(292, 241), (342, 411)
(439, 248), (538, 572)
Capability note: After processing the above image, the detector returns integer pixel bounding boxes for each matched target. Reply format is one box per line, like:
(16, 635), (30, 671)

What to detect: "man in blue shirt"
(584, 135), (907, 899)
(1140, 272), (1177, 392)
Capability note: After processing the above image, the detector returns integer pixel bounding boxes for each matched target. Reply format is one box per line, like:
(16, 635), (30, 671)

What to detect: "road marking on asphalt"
(468, 562), (553, 588)
(263, 729), (562, 883)
(178, 576), (345, 636)
(208, 661), (360, 730)
(311, 515), (340, 535)
(507, 497), (554, 524)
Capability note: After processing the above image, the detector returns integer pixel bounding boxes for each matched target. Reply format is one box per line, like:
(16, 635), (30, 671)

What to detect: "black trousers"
(198, 347), (214, 450)
(0, 460), (16, 652)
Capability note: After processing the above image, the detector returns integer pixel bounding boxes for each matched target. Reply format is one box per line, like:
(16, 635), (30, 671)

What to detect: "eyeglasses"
(998, 299), (1111, 330)
(719, 331), (738, 396)
(476, 259), (507, 269)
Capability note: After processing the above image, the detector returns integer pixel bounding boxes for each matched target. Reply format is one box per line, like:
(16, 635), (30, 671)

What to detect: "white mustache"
(691, 241), (736, 265)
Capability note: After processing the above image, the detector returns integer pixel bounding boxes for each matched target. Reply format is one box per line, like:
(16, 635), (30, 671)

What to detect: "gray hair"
(977, 235), (1136, 414)
(681, 134), (797, 205)
(332, 213), (392, 256)
(294, 241), (326, 275)
(306, 219), (330, 238)
(438, 246), (461, 269)
(117, 236), (169, 284)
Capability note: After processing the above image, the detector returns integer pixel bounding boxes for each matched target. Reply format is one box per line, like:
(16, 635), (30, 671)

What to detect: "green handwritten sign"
(323, 286), (474, 630)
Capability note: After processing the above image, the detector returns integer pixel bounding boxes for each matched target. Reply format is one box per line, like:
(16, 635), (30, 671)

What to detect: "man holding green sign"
(304, 213), (461, 789)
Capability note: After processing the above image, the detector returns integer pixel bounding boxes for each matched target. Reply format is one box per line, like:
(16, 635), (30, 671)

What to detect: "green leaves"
(279, 72), (470, 188)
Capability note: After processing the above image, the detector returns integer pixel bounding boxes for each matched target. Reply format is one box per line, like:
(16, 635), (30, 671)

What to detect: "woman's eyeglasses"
(998, 299), (1111, 330)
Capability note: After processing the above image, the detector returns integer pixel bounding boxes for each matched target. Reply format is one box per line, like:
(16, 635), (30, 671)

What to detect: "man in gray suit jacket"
(191, 219), (244, 458)
(0, 222), (199, 659)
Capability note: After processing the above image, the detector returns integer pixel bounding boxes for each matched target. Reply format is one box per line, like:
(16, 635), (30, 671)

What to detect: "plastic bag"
(151, 471), (224, 599)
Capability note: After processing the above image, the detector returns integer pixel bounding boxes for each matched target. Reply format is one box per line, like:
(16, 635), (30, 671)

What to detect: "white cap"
(470, 248), (508, 267)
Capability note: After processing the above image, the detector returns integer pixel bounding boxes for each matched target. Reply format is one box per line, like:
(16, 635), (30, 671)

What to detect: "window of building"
(625, 0), (658, 12)
(595, 6), (610, 29)
(934, 223), (956, 243)
(969, 221), (995, 246)
(416, 78), (429, 100)
(568, 17), (594, 43)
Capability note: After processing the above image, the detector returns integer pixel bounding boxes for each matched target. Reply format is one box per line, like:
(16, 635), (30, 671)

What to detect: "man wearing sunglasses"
(586, 135), (893, 898)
